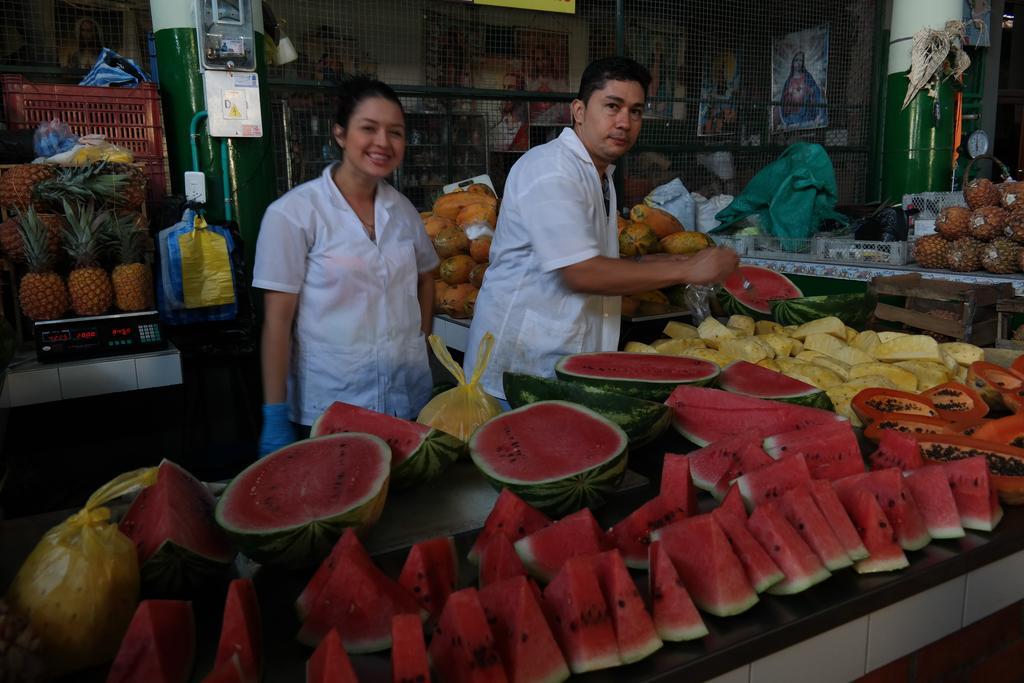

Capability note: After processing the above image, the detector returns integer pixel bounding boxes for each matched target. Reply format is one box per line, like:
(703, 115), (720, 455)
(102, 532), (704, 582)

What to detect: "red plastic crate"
(1, 74), (168, 201)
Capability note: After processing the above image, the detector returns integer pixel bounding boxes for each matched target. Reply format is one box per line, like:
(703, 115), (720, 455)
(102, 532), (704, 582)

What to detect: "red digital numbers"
(74, 330), (98, 340)
(111, 327), (132, 337)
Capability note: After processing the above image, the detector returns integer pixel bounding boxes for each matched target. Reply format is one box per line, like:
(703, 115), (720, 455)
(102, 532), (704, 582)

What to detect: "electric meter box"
(196, 0), (264, 137)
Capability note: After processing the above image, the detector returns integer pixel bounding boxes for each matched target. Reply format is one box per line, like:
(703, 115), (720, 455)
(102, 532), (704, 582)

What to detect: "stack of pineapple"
(625, 313), (985, 427)
(0, 161), (151, 322)
(914, 177), (1024, 274)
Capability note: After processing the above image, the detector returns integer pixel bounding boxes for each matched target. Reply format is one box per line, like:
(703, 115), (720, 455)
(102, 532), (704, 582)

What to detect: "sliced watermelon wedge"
(390, 615), (430, 683)
(479, 531), (527, 588)
(660, 454), (699, 516)
(652, 515), (758, 617)
(808, 480), (869, 561)
(763, 421), (865, 481)
(212, 579), (261, 683)
(543, 556), (622, 674)
(686, 436), (773, 497)
(711, 505), (784, 593)
(428, 588), (507, 682)
(746, 503), (831, 595)
(594, 550), (663, 664)
(479, 576), (570, 683)
(904, 467), (965, 539)
(295, 530), (368, 622)
(867, 430), (924, 471)
(736, 453), (813, 510)
(647, 541), (708, 642)
(398, 536), (458, 620)
(107, 600), (196, 683)
(718, 360), (832, 410)
(833, 469), (932, 551)
(778, 486), (852, 571)
(940, 457), (1004, 532)
(838, 489), (909, 574)
(306, 629), (358, 683)
(606, 496), (688, 569)
(514, 508), (609, 582)
(468, 488), (552, 566)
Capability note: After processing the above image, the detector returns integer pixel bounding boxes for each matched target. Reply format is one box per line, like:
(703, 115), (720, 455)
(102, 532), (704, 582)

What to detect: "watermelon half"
(770, 292), (876, 328)
(215, 434), (391, 567)
(719, 265), (802, 318)
(469, 401), (629, 515)
(310, 401), (464, 489)
(503, 372), (671, 449)
(119, 459), (235, 594)
(718, 361), (833, 410)
(555, 352), (719, 402)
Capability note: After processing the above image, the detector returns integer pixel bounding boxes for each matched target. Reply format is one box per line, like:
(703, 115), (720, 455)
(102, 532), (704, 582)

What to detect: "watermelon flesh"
(736, 453), (813, 510)
(868, 431), (924, 471)
(479, 576), (570, 683)
(296, 530), (423, 652)
(941, 457), (1004, 532)
(689, 438), (775, 500)
(606, 496), (688, 569)
(479, 531), (527, 587)
(711, 504), (784, 593)
(311, 400), (464, 489)
(808, 480), (869, 561)
(652, 515), (758, 617)
(647, 541), (708, 642)
(468, 489), (552, 566)
(594, 551), (663, 664)
(720, 265), (802, 316)
(468, 401), (629, 516)
(390, 614), (431, 683)
(542, 556), (621, 674)
(666, 385), (841, 446)
(118, 459), (234, 594)
(306, 628), (358, 683)
(838, 489), (909, 573)
(718, 360), (831, 409)
(514, 508), (610, 582)
(215, 433), (392, 567)
(555, 352), (719, 401)
(213, 579), (261, 683)
(399, 536), (458, 620)
(429, 588), (508, 682)
(763, 422), (866, 482)
(833, 469), (931, 551)
(904, 467), (965, 539)
(746, 503), (831, 595)
(778, 486), (852, 571)
(659, 454), (699, 516)
(295, 530), (367, 622)
(718, 485), (746, 521)
(107, 600), (196, 683)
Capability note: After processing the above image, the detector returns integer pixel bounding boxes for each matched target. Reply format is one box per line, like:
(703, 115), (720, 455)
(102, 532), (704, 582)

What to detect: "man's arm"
(560, 247), (740, 295)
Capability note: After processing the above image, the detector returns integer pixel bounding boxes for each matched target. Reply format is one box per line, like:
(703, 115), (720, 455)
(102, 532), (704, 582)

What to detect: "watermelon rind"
(469, 401), (629, 516)
(718, 266), (802, 319)
(310, 401), (464, 489)
(555, 352), (719, 402)
(718, 361), (834, 411)
(215, 434), (391, 567)
(140, 542), (232, 595)
(770, 292), (877, 329)
(503, 372), (671, 449)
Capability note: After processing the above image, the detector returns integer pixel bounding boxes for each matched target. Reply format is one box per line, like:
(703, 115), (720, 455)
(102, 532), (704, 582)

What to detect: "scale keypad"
(139, 324), (161, 343)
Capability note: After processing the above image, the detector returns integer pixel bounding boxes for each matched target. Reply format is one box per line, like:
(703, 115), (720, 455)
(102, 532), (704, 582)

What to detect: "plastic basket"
(1, 75), (168, 201)
(903, 191), (966, 220)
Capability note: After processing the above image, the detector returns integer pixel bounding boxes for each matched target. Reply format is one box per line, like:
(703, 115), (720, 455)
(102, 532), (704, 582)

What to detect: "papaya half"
(851, 387), (939, 425)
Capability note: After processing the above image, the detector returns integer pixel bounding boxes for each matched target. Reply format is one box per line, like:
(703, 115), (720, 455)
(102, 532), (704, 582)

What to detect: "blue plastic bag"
(79, 48), (152, 87)
(156, 209), (239, 324)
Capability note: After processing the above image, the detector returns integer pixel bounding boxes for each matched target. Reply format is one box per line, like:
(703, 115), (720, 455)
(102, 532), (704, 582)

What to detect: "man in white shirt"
(466, 56), (740, 401)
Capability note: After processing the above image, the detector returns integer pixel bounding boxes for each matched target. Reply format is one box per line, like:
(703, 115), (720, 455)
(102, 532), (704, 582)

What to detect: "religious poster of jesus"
(771, 25), (829, 133)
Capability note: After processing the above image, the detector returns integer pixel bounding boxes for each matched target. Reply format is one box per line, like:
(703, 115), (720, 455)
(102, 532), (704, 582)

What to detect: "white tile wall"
(750, 617), (868, 683)
(963, 551), (1024, 626)
(865, 576), (967, 672)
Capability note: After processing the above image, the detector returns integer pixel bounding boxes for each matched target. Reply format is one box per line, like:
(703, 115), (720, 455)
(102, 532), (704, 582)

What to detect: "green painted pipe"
(189, 110), (208, 173)
(880, 74), (956, 201)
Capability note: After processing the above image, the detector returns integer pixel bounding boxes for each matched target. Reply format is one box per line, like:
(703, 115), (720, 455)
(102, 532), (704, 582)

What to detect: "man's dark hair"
(576, 56), (652, 104)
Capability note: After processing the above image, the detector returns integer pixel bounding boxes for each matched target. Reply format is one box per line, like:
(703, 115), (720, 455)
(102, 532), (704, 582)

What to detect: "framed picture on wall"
(628, 22), (684, 119)
(697, 47), (740, 137)
(771, 24), (829, 133)
(516, 28), (571, 125)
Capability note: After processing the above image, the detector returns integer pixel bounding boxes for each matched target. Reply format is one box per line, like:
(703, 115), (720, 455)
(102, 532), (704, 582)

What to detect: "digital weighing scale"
(34, 311), (167, 363)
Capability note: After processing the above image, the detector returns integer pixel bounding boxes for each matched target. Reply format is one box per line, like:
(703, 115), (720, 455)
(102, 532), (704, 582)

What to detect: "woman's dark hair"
(576, 57), (652, 104)
(334, 75), (404, 130)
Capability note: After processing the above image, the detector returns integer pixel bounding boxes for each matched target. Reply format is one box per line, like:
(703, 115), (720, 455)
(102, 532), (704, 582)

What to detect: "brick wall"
(857, 601), (1024, 683)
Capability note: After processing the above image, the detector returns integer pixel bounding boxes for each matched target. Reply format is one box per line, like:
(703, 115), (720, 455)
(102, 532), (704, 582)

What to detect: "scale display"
(35, 311), (166, 363)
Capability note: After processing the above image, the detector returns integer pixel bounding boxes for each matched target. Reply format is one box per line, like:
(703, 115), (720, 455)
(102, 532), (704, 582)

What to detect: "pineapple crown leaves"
(17, 206), (56, 273)
(103, 212), (147, 264)
(61, 199), (111, 268)
(33, 161), (127, 209)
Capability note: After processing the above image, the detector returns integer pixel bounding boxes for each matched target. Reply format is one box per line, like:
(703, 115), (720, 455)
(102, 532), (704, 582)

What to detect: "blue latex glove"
(259, 403), (296, 457)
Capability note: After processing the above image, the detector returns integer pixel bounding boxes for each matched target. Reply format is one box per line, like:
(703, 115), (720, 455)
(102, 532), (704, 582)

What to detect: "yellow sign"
(474, 0), (575, 13)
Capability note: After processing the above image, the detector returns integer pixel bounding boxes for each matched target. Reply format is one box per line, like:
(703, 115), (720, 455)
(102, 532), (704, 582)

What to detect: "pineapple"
(62, 200), (113, 316)
(0, 163), (56, 212)
(17, 208), (69, 321)
(980, 237), (1021, 274)
(33, 163), (126, 212)
(999, 181), (1024, 211)
(101, 162), (148, 208)
(106, 213), (152, 311)
(970, 206), (1008, 241)
(0, 209), (64, 264)
(946, 237), (983, 272)
(934, 206), (972, 240)
(913, 234), (949, 269)
(1005, 209), (1024, 243)
(964, 177), (1001, 210)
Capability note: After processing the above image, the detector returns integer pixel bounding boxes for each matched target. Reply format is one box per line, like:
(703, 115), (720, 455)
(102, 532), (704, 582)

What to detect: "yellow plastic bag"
(418, 332), (502, 441)
(67, 136), (135, 165)
(179, 213), (235, 308)
(5, 467), (157, 676)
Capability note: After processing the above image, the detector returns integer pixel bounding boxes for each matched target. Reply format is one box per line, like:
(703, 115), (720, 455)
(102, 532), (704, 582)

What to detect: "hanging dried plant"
(902, 20), (980, 110)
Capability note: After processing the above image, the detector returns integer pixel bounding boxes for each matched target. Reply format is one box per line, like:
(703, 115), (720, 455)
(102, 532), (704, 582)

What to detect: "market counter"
(2, 462), (1024, 683)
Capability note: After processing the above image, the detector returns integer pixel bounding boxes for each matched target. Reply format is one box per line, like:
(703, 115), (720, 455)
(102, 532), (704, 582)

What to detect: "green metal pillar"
(878, 0), (962, 201)
(150, 0), (277, 274)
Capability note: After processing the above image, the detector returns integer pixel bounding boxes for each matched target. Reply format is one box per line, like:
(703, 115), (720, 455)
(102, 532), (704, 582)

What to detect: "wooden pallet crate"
(996, 298), (1024, 349)
(868, 273), (1013, 346)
